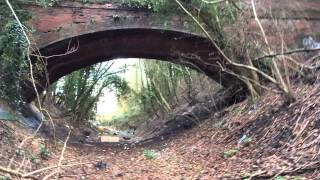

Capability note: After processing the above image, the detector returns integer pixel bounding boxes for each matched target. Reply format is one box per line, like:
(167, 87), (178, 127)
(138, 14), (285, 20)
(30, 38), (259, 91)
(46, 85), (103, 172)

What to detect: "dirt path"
(46, 82), (320, 179)
(1, 82), (320, 179)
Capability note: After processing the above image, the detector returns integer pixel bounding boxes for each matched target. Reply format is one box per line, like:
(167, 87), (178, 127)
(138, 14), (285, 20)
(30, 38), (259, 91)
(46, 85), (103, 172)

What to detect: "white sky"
(96, 58), (139, 116)
(97, 89), (118, 115)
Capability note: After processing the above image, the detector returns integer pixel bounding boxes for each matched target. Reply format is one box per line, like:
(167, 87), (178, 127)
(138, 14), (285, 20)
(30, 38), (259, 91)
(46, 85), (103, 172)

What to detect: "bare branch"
(254, 47), (320, 61)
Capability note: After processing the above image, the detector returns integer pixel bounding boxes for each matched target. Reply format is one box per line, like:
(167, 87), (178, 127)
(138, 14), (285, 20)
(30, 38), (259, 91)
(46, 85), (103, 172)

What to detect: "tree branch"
(254, 47), (320, 61)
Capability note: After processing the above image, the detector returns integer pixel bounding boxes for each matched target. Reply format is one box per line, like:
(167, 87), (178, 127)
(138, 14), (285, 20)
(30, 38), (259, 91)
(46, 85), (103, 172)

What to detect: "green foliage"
(242, 136), (252, 147)
(105, 60), (198, 129)
(0, 176), (10, 180)
(232, 106), (241, 114)
(29, 153), (37, 164)
(121, 0), (169, 12)
(35, 0), (59, 7)
(108, 75), (130, 99)
(53, 62), (127, 126)
(143, 149), (154, 159)
(39, 144), (49, 159)
(121, 0), (239, 37)
(102, 108), (140, 129)
(15, 148), (24, 156)
(222, 147), (240, 158)
(0, 1), (31, 107)
(15, 148), (38, 163)
(0, 0), (60, 108)
(135, 60), (193, 111)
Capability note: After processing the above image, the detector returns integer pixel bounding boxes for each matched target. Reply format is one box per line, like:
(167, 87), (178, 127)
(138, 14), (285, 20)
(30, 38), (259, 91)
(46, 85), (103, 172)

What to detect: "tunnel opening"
(22, 28), (247, 103)
(36, 58), (230, 144)
(21, 28), (248, 145)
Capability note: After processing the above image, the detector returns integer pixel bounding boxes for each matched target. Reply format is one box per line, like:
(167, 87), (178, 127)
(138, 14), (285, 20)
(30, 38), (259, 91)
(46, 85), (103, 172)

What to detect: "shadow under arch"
(23, 28), (246, 102)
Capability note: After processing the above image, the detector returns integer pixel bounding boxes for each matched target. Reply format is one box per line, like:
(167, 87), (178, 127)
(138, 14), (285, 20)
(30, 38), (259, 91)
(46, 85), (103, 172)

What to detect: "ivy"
(0, 0), (57, 108)
(0, 1), (30, 107)
(121, 0), (170, 13)
(35, 0), (59, 7)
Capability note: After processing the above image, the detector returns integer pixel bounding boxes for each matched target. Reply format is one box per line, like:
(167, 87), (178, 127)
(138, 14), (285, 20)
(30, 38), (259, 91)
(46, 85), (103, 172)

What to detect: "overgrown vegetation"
(0, 0), (319, 179)
(102, 60), (212, 129)
(121, 0), (304, 104)
(0, 1), (30, 107)
(0, 0), (313, 140)
(0, 0), (59, 108)
(170, 0), (300, 103)
(49, 62), (128, 126)
(100, 0), (300, 129)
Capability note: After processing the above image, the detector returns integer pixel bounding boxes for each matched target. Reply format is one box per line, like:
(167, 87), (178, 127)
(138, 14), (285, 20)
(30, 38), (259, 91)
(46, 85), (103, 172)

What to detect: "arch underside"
(23, 28), (246, 102)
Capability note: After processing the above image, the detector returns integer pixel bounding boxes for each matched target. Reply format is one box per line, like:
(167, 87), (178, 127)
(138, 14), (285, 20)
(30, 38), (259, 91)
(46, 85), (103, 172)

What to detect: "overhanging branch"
(254, 47), (320, 61)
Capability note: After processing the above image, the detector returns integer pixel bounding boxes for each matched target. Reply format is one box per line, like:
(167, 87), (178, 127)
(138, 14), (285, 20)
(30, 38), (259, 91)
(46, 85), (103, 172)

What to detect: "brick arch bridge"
(21, 0), (320, 102)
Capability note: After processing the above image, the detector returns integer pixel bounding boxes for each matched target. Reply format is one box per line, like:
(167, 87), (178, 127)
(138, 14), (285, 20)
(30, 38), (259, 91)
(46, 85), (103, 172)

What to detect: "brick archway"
(23, 28), (246, 102)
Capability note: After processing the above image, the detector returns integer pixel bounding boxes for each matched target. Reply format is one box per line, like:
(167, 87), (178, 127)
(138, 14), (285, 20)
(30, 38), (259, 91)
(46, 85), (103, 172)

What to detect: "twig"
(217, 62), (277, 93)
(56, 129), (71, 178)
(248, 170), (267, 179)
(254, 47), (320, 61)
(253, 161), (320, 179)
(42, 170), (59, 180)
(30, 39), (79, 59)
(22, 162), (89, 178)
(174, 0), (294, 100)
(42, 109), (56, 146)
(0, 166), (23, 177)
(0, 166), (37, 180)
(292, 106), (307, 135)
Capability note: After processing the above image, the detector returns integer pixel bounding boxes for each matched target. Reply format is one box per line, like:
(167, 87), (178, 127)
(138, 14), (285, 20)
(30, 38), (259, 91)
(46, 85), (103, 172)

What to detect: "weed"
(39, 144), (49, 159)
(274, 176), (284, 180)
(215, 120), (226, 129)
(240, 172), (250, 179)
(222, 148), (240, 158)
(242, 137), (252, 146)
(15, 148), (24, 156)
(143, 149), (154, 159)
(28, 153), (37, 164)
(231, 106), (242, 115)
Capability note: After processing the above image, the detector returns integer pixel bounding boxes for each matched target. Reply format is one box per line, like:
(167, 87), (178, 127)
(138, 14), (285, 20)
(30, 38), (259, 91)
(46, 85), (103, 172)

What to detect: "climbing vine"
(0, 1), (31, 107)
(0, 0), (58, 107)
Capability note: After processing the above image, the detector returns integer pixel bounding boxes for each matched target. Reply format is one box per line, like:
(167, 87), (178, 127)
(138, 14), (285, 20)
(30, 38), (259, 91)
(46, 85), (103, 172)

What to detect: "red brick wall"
(248, 0), (320, 48)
